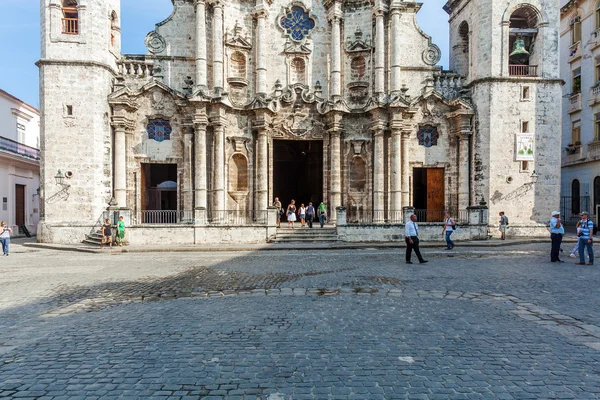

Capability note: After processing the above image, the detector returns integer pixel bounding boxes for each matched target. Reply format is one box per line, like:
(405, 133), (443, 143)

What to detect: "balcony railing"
(207, 210), (268, 225)
(568, 93), (582, 114)
(588, 140), (600, 158)
(138, 210), (194, 225)
(589, 85), (600, 106)
(509, 65), (538, 77)
(117, 56), (155, 77)
(0, 136), (40, 160)
(61, 18), (78, 35)
(345, 209), (470, 225)
(568, 42), (582, 63)
(346, 210), (404, 225)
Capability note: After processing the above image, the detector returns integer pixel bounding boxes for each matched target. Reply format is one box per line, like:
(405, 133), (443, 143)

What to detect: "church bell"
(509, 35), (530, 63)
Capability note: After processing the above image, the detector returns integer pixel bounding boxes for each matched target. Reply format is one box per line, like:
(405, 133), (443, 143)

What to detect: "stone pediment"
(109, 81), (187, 111)
(225, 35), (252, 51)
(270, 106), (325, 139)
(225, 21), (252, 50)
(346, 27), (372, 54)
(283, 41), (312, 55)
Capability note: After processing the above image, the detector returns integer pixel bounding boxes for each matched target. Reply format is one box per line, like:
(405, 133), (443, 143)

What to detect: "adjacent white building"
(560, 0), (600, 222)
(0, 89), (41, 235)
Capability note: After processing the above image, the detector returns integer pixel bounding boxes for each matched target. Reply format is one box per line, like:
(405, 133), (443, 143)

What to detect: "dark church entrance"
(273, 140), (323, 218)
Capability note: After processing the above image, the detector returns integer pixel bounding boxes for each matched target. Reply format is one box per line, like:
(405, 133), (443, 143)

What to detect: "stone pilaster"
(111, 116), (133, 209)
(329, 12), (343, 99)
(390, 120), (402, 212)
(458, 133), (471, 212)
(194, 112), (208, 209)
(371, 124), (385, 222)
(401, 131), (410, 208)
(183, 125), (194, 211)
(328, 115), (343, 223)
(210, 0), (224, 93)
(373, 6), (386, 95)
(390, 6), (402, 94)
(253, 4), (268, 96)
(253, 115), (269, 213)
(210, 113), (226, 211)
(195, 0), (208, 91)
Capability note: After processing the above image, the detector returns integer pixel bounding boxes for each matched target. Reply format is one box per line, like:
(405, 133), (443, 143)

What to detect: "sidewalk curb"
(22, 237), (571, 254)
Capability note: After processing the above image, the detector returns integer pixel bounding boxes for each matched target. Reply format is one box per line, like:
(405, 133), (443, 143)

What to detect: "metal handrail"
(0, 136), (40, 160)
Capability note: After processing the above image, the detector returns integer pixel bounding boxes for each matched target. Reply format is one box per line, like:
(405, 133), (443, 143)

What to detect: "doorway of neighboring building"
(273, 140), (323, 220)
(412, 168), (445, 222)
(140, 163), (178, 223)
(15, 184), (25, 233)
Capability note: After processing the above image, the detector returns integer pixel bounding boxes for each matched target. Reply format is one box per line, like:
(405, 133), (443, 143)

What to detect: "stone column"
(458, 133), (471, 211)
(211, 1), (224, 93)
(501, 21), (510, 77)
(212, 118), (226, 211)
(372, 127), (385, 222)
(195, 0), (208, 90)
(374, 7), (385, 95)
(401, 131), (410, 208)
(183, 126), (194, 211)
(253, 5), (268, 96)
(390, 7), (401, 94)
(255, 129), (269, 212)
(194, 114), (208, 209)
(113, 124), (127, 208)
(330, 130), (342, 223)
(390, 123), (402, 214)
(330, 15), (342, 98)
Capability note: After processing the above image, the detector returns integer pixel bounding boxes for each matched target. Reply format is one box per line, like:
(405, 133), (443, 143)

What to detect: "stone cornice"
(36, 59), (118, 76)
(467, 77), (564, 87)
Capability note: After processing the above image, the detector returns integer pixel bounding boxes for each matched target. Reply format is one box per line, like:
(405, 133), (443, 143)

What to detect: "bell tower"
(445, 0), (562, 236)
(38, 0), (122, 242)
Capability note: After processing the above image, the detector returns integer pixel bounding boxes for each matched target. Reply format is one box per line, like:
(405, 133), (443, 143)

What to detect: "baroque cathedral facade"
(38, 0), (562, 244)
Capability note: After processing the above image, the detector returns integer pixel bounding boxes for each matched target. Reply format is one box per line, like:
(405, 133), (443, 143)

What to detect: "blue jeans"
(319, 214), (326, 228)
(0, 237), (9, 255)
(578, 237), (594, 264)
(445, 230), (454, 249)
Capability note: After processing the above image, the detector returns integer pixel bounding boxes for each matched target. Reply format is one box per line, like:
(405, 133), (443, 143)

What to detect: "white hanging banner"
(515, 133), (535, 161)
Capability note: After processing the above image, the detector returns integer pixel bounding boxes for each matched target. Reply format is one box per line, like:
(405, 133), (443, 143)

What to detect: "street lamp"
(55, 170), (64, 186)
(531, 170), (539, 184)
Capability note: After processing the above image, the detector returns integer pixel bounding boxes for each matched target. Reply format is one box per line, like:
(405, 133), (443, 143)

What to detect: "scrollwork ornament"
(422, 44), (441, 66)
(145, 31), (166, 54)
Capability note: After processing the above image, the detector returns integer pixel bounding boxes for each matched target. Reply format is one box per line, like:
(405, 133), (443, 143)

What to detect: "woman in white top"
(299, 204), (306, 227)
(442, 211), (455, 250)
(0, 221), (12, 256)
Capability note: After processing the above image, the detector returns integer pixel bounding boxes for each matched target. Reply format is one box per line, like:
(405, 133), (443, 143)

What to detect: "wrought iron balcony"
(0, 136), (40, 160)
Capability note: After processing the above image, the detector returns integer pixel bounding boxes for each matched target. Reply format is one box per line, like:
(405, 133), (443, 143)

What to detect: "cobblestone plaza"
(1, 243), (600, 399)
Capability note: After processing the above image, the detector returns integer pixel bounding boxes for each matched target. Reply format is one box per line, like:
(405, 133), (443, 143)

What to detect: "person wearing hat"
(549, 211), (564, 262)
(576, 211), (594, 265)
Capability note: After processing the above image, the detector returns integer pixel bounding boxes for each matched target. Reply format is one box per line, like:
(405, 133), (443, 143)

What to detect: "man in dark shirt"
(101, 218), (113, 249)
(306, 202), (315, 228)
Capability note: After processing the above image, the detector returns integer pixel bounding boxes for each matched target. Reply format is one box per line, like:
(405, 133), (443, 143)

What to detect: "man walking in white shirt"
(405, 214), (428, 264)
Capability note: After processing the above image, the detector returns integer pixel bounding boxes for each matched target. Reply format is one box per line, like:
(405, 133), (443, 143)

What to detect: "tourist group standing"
(273, 197), (327, 228)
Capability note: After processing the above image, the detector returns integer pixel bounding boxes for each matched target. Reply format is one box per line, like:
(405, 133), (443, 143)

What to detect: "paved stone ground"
(1, 241), (600, 399)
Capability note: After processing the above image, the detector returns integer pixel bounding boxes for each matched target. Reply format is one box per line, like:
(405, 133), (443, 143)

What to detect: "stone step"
(276, 229), (337, 234)
(269, 238), (341, 243)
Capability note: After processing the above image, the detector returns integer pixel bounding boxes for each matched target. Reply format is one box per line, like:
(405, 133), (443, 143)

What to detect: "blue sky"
(0, 0), (449, 108)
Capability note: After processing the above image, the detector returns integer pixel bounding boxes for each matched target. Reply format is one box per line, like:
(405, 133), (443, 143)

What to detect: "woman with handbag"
(286, 199), (297, 229)
(0, 221), (12, 256)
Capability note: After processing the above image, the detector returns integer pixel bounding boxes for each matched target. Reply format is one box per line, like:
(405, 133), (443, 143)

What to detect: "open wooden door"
(426, 169), (445, 222)
(15, 184), (25, 233)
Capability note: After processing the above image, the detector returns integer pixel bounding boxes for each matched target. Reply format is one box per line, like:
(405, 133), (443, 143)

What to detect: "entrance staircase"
(83, 229), (103, 246)
(269, 226), (339, 243)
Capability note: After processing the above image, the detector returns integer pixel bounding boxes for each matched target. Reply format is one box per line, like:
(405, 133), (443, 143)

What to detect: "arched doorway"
(273, 140), (323, 219)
